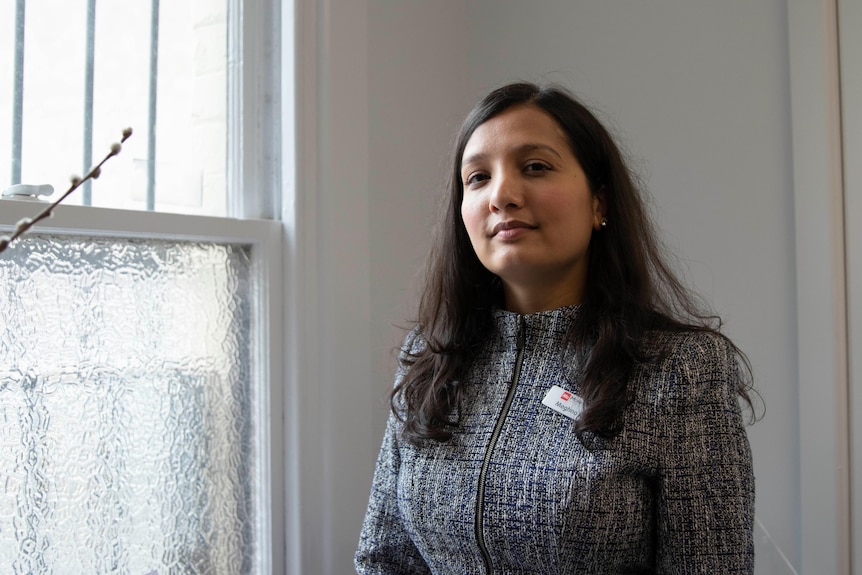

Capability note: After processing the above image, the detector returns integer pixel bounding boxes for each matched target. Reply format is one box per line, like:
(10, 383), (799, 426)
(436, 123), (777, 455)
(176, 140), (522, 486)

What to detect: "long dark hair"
(393, 82), (755, 444)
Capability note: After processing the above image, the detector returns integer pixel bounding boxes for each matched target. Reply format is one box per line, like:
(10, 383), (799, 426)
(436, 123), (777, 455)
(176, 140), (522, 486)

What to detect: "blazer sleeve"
(655, 332), (755, 574)
(354, 412), (432, 574)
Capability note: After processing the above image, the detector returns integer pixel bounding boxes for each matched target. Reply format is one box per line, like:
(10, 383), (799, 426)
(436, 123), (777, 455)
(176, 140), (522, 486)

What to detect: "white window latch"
(2, 184), (54, 201)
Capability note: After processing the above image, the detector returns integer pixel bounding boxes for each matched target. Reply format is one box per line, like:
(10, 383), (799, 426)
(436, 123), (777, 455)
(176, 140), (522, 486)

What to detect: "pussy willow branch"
(0, 127), (133, 254)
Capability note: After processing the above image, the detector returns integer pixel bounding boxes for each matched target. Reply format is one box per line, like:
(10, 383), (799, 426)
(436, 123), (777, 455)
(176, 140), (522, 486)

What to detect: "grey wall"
(310, 1), (803, 573)
(843, 0), (862, 561)
(458, 2), (798, 571)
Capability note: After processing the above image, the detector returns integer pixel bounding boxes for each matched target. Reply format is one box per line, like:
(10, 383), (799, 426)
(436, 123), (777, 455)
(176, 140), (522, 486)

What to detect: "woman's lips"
(491, 220), (536, 239)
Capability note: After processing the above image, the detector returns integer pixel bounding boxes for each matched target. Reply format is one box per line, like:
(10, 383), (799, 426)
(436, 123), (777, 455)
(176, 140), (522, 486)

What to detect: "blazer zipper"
(474, 315), (526, 575)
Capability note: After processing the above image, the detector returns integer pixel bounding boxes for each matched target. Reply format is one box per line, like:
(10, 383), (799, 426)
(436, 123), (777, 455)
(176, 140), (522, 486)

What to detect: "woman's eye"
(525, 162), (551, 173)
(465, 172), (490, 186)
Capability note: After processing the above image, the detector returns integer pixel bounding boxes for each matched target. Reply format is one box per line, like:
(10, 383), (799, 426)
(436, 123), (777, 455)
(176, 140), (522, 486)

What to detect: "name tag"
(542, 385), (583, 421)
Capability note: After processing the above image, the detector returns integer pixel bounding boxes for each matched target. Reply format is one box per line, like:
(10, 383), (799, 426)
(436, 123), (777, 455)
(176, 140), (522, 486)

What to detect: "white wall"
(367, 1), (473, 439)
(288, 2), (471, 573)
(297, 1), (831, 573)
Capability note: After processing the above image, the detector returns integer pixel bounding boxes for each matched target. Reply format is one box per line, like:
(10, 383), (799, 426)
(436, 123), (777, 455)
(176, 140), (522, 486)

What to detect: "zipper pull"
(517, 315), (526, 351)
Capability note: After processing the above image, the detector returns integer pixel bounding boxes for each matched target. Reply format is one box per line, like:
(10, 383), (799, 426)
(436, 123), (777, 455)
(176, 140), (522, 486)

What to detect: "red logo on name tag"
(560, 391), (572, 401)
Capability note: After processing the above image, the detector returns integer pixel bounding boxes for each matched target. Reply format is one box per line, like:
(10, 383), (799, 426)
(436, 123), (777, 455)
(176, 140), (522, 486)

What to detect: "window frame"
(227, 0), (283, 221)
(0, 199), (285, 573)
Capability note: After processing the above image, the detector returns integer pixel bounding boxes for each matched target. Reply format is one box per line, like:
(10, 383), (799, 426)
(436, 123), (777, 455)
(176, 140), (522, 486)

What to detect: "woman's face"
(460, 104), (603, 312)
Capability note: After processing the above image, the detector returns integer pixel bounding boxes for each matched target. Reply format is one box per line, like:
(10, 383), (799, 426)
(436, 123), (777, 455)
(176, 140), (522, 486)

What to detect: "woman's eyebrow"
(461, 143), (563, 170)
(517, 143), (563, 159)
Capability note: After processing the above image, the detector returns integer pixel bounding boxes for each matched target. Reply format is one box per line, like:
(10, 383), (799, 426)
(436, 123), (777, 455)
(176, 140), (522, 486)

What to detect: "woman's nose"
(488, 170), (523, 211)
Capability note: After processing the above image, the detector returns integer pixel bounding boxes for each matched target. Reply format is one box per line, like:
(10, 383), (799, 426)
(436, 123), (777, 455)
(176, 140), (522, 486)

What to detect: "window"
(0, 1), (284, 573)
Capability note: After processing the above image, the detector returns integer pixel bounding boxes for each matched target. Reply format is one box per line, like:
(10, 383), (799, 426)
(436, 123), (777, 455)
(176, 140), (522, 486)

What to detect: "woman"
(356, 83), (755, 574)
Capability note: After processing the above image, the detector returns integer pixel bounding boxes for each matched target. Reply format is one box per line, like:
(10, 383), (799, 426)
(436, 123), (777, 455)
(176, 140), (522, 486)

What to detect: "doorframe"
(788, 0), (851, 573)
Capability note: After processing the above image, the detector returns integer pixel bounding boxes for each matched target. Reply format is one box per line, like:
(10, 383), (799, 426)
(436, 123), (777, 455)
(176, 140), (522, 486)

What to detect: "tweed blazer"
(356, 306), (754, 574)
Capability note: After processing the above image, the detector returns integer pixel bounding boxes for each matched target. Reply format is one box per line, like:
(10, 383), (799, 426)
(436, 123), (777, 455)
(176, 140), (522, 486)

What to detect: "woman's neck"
(501, 282), (584, 315)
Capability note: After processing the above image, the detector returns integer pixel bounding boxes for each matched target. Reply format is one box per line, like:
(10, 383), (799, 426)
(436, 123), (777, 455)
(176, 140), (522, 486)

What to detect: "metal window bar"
(11, 0), (25, 186)
(147, 0), (159, 212)
(82, 0), (96, 206)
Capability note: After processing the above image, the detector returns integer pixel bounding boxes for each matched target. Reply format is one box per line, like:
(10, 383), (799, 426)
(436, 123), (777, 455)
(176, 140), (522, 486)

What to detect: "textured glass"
(0, 234), (258, 574)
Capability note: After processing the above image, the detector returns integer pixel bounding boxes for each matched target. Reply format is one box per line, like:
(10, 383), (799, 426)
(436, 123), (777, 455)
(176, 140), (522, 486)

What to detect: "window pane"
(2, 1), (228, 216)
(0, 234), (259, 573)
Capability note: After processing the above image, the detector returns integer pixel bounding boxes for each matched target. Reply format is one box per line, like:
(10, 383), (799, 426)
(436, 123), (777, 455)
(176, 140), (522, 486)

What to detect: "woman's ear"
(592, 187), (607, 230)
